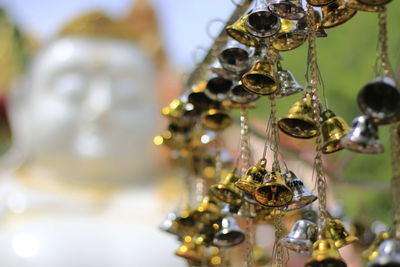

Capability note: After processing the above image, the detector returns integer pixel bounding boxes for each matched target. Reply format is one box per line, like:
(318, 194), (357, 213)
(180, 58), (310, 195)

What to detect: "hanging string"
(375, 8), (395, 79)
(390, 123), (400, 238)
(268, 95), (282, 172)
(240, 107), (252, 175)
(271, 213), (288, 267)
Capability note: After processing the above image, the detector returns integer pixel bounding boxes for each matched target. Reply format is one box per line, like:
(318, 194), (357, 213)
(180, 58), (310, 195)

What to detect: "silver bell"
(368, 239), (400, 267)
(213, 216), (246, 247)
(229, 82), (260, 104)
(358, 77), (400, 125)
(340, 115), (384, 154)
(268, 0), (305, 20)
(280, 219), (318, 254)
(246, 0), (281, 38)
(284, 171), (317, 211)
(275, 69), (304, 98)
(218, 39), (254, 74)
(204, 73), (233, 102)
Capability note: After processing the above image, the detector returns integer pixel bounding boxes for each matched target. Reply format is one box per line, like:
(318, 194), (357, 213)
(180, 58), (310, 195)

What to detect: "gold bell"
(162, 99), (197, 128)
(209, 172), (243, 206)
(194, 195), (221, 223)
(321, 0), (357, 29)
(358, 0), (391, 6)
(278, 93), (318, 139)
(326, 217), (359, 248)
(321, 109), (350, 154)
(271, 19), (307, 52)
(188, 80), (215, 111)
(254, 171), (293, 207)
(307, 0), (335, 6)
(346, 0), (385, 12)
(241, 60), (279, 95)
(200, 107), (233, 131)
(296, 10), (328, 38)
(305, 239), (347, 267)
(235, 158), (268, 194)
(363, 231), (390, 262)
(225, 14), (260, 47)
(176, 235), (206, 263)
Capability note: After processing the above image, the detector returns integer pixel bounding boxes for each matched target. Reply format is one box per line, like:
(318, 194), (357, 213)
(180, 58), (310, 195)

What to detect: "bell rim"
(285, 195), (318, 211)
(340, 138), (384, 154)
(271, 32), (308, 51)
(307, 0), (335, 6)
(245, 11), (282, 38)
(274, 86), (304, 98)
(241, 72), (279, 96)
(358, 0), (392, 5)
(278, 118), (318, 139)
(322, 139), (345, 154)
(225, 27), (260, 47)
(235, 180), (258, 194)
(322, 6), (357, 29)
(267, 3), (306, 20)
(254, 183), (293, 207)
(209, 185), (243, 205)
(280, 237), (313, 254)
(346, 0), (385, 12)
(213, 230), (246, 247)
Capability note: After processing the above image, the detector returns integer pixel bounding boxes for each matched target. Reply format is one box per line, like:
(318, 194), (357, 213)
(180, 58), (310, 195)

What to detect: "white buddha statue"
(0, 10), (184, 267)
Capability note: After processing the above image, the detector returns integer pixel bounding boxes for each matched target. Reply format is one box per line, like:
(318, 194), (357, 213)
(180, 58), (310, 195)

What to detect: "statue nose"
(82, 76), (112, 122)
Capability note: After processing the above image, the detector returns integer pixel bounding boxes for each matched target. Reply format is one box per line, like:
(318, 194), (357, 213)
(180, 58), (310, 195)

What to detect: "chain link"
(240, 108), (251, 176)
(271, 213), (287, 267)
(390, 122), (400, 237)
(245, 215), (255, 267)
(376, 9), (395, 79)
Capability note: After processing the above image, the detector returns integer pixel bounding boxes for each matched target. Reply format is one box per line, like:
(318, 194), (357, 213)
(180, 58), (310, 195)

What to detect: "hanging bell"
(284, 171), (317, 211)
(320, 109), (350, 154)
(280, 219), (318, 254)
(226, 14), (260, 47)
(346, 0), (385, 12)
(358, 0), (392, 6)
(176, 235), (206, 263)
(200, 106), (233, 131)
(307, 0), (335, 6)
(340, 115), (384, 154)
(241, 60), (279, 95)
(305, 239), (347, 267)
(363, 231), (390, 262)
(194, 195), (221, 223)
(218, 39), (253, 74)
(278, 93), (319, 139)
(326, 217), (359, 248)
(188, 80), (215, 111)
(270, 19), (308, 52)
(321, 0), (357, 29)
(229, 81), (260, 104)
(162, 99), (197, 129)
(254, 171), (293, 207)
(209, 172), (243, 206)
(213, 216), (245, 247)
(368, 238), (400, 267)
(296, 10), (328, 38)
(245, 0), (281, 38)
(357, 77), (400, 125)
(235, 158), (268, 194)
(204, 73), (233, 102)
(275, 68), (304, 98)
(268, 0), (305, 20)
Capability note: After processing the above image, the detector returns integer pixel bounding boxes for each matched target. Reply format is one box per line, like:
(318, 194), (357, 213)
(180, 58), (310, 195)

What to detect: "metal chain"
(240, 108), (251, 175)
(390, 122), (400, 237)
(376, 9), (395, 79)
(269, 96), (282, 172)
(271, 213), (286, 267)
(245, 215), (255, 267)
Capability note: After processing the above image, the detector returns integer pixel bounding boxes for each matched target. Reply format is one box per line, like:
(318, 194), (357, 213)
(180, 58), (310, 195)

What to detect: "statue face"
(25, 37), (156, 181)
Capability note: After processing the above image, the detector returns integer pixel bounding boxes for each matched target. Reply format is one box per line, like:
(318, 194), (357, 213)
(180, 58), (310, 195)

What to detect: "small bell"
(200, 107), (233, 131)
(368, 239), (400, 267)
(154, 123), (190, 150)
(213, 216), (245, 247)
(254, 171), (293, 207)
(188, 80), (215, 111)
(320, 109), (350, 154)
(226, 14), (260, 47)
(307, 0), (335, 6)
(245, 0), (281, 38)
(204, 73), (233, 102)
(241, 60), (279, 95)
(176, 235), (206, 263)
(280, 219), (318, 254)
(357, 77), (400, 125)
(270, 19), (308, 52)
(358, 0), (392, 6)
(305, 239), (347, 267)
(209, 172), (243, 206)
(235, 158), (268, 194)
(274, 68), (304, 98)
(284, 171), (317, 211)
(326, 217), (359, 248)
(194, 195), (221, 223)
(340, 115), (384, 154)
(229, 81), (260, 105)
(363, 231), (390, 262)
(321, 0), (357, 28)
(278, 93), (319, 139)
(346, 0), (385, 12)
(218, 39), (253, 74)
(268, 0), (305, 20)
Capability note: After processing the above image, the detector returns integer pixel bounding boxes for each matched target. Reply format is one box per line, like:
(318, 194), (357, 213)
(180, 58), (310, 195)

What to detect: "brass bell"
(296, 10), (328, 38)
(268, 0), (305, 20)
(241, 60), (279, 95)
(194, 195), (221, 223)
(200, 107), (233, 131)
(307, 0), (335, 6)
(326, 217), (359, 248)
(368, 238), (400, 267)
(154, 123), (189, 150)
(204, 73), (233, 102)
(228, 81), (260, 104)
(357, 77), (400, 125)
(270, 19), (308, 52)
(340, 115), (384, 154)
(176, 235), (206, 263)
(346, 0), (385, 12)
(235, 158), (268, 194)
(218, 39), (253, 74)
(280, 219), (318, 254)
(363, 231), (390, 262)
(162, 99), (197, 128)
(226, 14), (260, 47)
(320, 109), (350, 154)
(213, 216), (245, 247)
(284, 171), (317, 211)
(278, 93), (319, 139)
(254, 171), (293, 207)
(358, 0), (392, 6)
(305, 238), (347, 267)
(275, 68), (304, 98)
(188, 80), (215, 111)
(209, 172), (243, 206)
(245, 0), (281, 38)
(321, 0), (357, 29)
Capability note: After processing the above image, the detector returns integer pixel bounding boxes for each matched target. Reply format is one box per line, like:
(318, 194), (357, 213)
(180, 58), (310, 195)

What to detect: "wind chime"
(155, 0), (398, 266)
